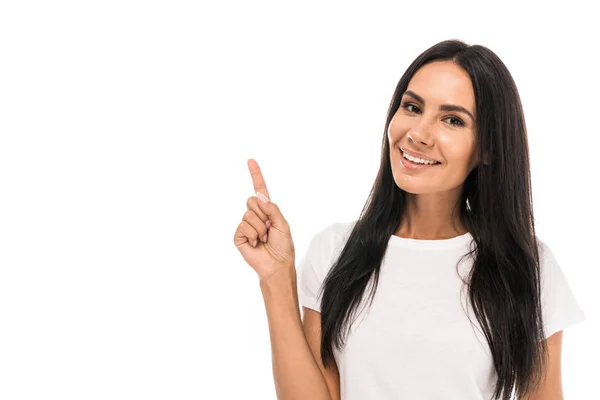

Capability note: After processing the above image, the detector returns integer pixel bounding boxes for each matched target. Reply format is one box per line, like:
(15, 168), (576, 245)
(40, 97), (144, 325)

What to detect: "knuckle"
(272, 203), (283, 218)
(246, 196), (256, 208)
(239, 221), (255, 238)
(244, 210), (254, 220)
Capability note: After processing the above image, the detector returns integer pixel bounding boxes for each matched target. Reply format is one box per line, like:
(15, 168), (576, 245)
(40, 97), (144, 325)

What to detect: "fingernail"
(266, 220), (271, 229)
(256, 192), (269, 204)
(262, 234), (268, 242)
(253, 239), (257, 247)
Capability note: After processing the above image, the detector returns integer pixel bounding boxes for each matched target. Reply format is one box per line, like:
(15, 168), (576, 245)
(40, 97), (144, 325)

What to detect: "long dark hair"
(317, 39), (548, 400)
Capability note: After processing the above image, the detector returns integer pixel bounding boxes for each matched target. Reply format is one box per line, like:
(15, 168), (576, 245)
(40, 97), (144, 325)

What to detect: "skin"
(387, 60), (564, 398)
(240, 60), (564, 399)
(387, 60), (480, 240)
(521, 330), (564, 399)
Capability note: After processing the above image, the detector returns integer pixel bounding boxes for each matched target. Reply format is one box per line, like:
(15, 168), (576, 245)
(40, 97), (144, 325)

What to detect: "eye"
(400, 102), (421, 114)
(444, 116), (465, 127)
(400, 102), (465, 127)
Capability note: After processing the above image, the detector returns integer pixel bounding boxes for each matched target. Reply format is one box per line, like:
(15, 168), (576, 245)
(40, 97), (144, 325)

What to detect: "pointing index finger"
(247, 159), (271, 200)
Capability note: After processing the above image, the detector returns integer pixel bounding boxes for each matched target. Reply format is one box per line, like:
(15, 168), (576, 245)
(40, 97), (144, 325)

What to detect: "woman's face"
(388, 60), (479, 195)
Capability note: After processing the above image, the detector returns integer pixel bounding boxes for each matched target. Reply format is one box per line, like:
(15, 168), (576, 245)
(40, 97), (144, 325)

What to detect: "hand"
(233, 159), (296, 281)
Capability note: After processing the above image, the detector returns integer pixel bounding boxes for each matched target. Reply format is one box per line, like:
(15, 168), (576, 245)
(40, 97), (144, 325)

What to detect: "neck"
(394, 190), (467, 240)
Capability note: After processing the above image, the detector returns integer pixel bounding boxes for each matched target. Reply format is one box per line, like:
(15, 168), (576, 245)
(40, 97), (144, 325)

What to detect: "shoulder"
(535, 236), (558, 266)
(534, 235), (587, 338)
(534, 236), (581, 294)
(314, 220), (357, 254)
(534, 236), (564, 286)
(303, 220), (357, 272)
(318, 220), (356, 242)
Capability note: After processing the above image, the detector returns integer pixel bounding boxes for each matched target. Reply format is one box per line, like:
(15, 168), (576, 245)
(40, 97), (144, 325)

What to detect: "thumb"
(256, 191), (288, 230)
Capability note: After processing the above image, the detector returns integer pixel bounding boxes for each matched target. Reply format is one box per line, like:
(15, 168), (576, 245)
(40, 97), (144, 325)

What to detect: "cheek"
(387, 120), (396, 143)
(437, 135), (476, 166)
(387, 114), (410, 142)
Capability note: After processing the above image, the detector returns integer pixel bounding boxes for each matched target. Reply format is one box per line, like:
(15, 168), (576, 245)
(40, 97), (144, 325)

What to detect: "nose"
(407, 129), (434, 147)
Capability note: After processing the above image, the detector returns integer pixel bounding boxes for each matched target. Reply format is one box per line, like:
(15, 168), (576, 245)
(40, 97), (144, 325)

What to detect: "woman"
(233, 39), (586, 399)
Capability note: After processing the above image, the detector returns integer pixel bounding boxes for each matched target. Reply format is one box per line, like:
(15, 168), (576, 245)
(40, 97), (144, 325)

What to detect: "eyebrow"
(402, 90), (475, 122)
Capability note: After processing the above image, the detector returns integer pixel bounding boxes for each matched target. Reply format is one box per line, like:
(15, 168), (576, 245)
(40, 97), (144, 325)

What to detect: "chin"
(398, 186), (436, 195)
(392, 175), (436, 195)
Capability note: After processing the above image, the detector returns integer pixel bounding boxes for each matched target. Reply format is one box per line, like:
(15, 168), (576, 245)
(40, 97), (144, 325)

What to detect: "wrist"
(259, 266), (296, 291)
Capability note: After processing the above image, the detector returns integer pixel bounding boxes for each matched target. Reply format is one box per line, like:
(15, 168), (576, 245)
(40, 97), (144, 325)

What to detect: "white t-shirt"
(296, 220), (586, 400)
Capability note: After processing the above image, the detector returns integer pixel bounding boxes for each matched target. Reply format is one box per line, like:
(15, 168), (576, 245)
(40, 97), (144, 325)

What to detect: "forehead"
(406, 61), (475, 110)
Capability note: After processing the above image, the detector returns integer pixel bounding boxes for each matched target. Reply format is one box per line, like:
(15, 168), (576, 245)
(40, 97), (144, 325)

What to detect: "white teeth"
(402, 151), (439, 165)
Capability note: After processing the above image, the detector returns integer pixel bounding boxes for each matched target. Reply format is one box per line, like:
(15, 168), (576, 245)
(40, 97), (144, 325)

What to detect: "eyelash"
(400, 102), (465, 127)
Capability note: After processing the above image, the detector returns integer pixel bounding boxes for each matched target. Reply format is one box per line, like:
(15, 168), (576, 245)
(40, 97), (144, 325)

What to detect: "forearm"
(260, 268), (332, 400)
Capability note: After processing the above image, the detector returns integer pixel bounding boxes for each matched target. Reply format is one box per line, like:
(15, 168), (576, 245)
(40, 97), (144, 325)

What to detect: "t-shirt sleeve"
(539, 242), (587, 339)
(296, 225), (332, 313)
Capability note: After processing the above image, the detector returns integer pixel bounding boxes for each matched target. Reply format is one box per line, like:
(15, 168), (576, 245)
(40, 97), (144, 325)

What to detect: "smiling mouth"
(400, 150), (441, 165)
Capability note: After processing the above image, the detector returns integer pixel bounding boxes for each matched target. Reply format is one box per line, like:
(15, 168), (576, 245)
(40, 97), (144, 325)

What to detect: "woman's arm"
(260, 268), (332, 400)
(519, 330), (564, 400)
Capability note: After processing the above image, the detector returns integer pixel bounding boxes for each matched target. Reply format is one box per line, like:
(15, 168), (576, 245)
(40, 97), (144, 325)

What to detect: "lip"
(400, 147), (441, 163)
(399, 148), (441, 170)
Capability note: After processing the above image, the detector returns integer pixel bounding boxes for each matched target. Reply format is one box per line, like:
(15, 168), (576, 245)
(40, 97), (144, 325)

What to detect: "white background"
(0, 1), (597, 399)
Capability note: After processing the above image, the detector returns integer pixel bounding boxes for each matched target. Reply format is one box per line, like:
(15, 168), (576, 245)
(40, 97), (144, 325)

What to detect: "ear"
(473, 152), (489, 167)
(480, 152), (490, 166)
